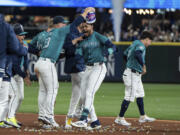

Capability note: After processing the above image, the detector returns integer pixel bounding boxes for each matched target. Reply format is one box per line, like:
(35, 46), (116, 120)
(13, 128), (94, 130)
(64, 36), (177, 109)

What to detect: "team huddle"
(0, 7), (155, 130)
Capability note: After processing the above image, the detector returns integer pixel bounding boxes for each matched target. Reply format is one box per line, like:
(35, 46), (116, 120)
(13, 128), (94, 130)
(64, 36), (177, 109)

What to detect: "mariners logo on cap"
(86, 12), (96, 24)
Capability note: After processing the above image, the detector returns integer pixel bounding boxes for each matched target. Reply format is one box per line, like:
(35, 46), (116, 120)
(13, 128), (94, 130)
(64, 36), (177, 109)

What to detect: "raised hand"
(24, 76), (31, 86)
(72, 36), (84, 45)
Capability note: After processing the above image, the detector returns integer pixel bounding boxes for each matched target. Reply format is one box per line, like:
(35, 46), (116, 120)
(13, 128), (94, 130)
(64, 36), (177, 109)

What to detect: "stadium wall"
(28, 42), (180, 83)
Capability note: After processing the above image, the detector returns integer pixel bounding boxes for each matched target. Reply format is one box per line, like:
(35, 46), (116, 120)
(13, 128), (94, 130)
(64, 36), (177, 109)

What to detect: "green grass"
(20, 82), (180, 120)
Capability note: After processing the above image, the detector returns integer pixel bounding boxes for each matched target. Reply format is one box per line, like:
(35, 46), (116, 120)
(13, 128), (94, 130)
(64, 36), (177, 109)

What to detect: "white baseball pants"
(0, 78), (2, 88)
(123, 68), (145, 102)
(0, 81), (10, 121)
(81, 63), (107, 122)
(0, 68), (5, 87)
(34, 58), (59, 119)
(8, 75), (24, 118)
(67, 72), (84, 117)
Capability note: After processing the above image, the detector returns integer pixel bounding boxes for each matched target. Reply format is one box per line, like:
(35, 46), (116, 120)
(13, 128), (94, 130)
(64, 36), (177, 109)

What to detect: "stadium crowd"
(4, 10), (180, 42)
(101, 18), (180, 42)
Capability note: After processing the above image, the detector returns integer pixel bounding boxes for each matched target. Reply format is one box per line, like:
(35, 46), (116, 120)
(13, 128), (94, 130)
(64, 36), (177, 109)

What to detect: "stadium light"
(139, 9), (143, 14)
(171, 8), (176, 12)
(145, 9), (149, 14)
(108, 9), (113, 14)
(150, 9), (154, 15)
(128, 9), (132, 15)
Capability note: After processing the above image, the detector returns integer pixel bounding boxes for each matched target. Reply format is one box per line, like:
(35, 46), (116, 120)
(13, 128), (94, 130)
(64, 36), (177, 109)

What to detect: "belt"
(39, 57), (56, 63)
(131, 69), (141, 74)
(86, 62), (103, 66)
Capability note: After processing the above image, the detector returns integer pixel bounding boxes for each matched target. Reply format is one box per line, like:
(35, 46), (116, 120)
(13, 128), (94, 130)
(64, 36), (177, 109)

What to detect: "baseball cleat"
(86, 119), (101, 130)
(44, 117), (59, 128)
(42, 124), (53, 129)
(114, 116), (131, 126)
(38, 116), (49, 124)
(87, 117), (92, 123)
(139, 115), (156, 123)
(6, 117), (21, 128)
(0, 121), (12, 128)
(65, 124), (72, 130)
(42, 117), (51, 124)
(71, 120), (87, 128)
(17, 121), (22, 126)
(65, 117), (73, 129)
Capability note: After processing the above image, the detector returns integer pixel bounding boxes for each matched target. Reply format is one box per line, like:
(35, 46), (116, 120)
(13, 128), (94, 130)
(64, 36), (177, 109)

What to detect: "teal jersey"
(124, 40), (146, 72)
(30, 30), (49, 50)
(76, 31), (109, 64)
(29, 15), (84, 62)
(40, 25), (70, 62)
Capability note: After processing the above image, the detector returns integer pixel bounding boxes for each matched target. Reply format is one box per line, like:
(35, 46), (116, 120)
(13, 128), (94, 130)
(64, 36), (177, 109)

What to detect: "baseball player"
(63, 23), (86, 129)
(72, 12), (116, 129)
(28, 16), (68, 126)
(0, 14), (28, 128)
(6, 23), (31, 128)
(115, 31), (155, 126)
(33, 7), (95, 129)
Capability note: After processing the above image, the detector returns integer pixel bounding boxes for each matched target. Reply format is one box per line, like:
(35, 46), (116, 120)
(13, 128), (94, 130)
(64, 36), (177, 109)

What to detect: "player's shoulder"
(94, 31), (108, 40)
(133, 40), (144, 46)
(36, 30), (48, 37)
(134, 40), (145, 50)
(94, 31), (103, 37)
(0, 15), (10, 30)
(58, 25), (70, 31)
(55, 25), (70, 35)
(133, 40), (141, 45)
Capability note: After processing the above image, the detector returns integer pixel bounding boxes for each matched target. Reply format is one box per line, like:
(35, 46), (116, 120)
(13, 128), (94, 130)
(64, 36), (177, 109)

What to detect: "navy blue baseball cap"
(86, 12), (96, 24)
(53, 16), (69, 24)
(13, 23), (28, 36)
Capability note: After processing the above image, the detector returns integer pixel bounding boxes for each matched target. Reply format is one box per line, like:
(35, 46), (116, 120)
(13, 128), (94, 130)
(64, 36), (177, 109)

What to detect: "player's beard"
(83, 30), (92, 37)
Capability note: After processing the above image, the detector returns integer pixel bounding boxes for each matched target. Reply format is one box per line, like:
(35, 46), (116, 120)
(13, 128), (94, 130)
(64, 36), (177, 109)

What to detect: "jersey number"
(43, 37), (51, 49)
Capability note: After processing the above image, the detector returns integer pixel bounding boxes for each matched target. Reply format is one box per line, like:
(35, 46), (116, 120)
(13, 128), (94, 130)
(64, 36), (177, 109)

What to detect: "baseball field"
(1, 82), (180, 135)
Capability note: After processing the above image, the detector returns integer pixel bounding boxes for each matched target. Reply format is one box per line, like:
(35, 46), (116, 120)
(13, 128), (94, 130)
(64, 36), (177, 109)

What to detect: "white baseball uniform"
(34, 58), (59, 119)
(0, 78), (2, 88)
(67, 72), (84, 117)
(123, 68), (145, 102)
(81, 63), (107, 121)
(71, 31), (115, 126)
(0, 80), (10, 121)
(8, 75), (24, 118)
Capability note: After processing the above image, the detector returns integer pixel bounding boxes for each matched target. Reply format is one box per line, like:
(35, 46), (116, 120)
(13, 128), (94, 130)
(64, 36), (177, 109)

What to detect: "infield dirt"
(0, 113), (180, 135)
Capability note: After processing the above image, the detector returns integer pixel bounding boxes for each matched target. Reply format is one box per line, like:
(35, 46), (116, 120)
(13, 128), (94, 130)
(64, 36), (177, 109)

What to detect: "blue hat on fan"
(86, 11), (96, 24)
